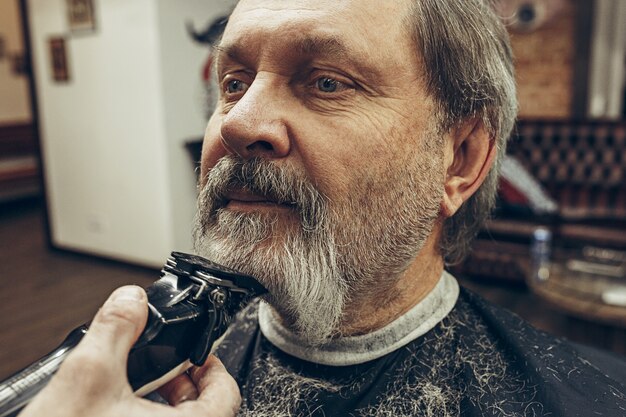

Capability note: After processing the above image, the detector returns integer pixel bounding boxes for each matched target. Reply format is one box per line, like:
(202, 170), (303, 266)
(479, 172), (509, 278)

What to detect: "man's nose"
(219, 78), (290, 159)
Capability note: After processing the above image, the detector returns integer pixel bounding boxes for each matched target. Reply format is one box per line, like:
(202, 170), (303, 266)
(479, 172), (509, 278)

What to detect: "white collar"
(258, 271), (460, 366)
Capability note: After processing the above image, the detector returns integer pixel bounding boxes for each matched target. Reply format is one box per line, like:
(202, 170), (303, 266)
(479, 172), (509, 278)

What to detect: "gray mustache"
(200, 156), (327, 230)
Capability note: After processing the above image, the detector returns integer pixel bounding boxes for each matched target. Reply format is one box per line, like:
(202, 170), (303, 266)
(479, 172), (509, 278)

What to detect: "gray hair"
(407, 0), (518, 264)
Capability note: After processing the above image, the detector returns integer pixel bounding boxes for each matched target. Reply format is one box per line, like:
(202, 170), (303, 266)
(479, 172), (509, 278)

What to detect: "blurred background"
(0, 0), (625, 380)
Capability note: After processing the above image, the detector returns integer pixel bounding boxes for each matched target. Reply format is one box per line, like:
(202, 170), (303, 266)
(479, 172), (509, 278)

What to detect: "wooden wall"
(510, 0), (577, 119)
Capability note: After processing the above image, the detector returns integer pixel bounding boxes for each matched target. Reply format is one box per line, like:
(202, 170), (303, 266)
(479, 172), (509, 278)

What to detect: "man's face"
(195, 0), (446, 343)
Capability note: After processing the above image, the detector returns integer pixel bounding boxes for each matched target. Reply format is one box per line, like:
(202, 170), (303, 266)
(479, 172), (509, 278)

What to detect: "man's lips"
(227, 190), (273, 203)
(224, 190), (296, 209)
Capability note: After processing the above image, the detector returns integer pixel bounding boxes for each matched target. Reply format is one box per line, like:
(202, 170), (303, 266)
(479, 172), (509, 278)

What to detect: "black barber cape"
(215, 274), (626, 416)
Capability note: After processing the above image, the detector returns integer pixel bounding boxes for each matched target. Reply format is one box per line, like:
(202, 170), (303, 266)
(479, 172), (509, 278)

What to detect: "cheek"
(200, 114), (228, 183)
(293, 114), (400, 199)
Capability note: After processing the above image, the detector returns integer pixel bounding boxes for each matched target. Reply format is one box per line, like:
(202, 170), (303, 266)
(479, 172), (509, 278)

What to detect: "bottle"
(530, 227), (552, 283)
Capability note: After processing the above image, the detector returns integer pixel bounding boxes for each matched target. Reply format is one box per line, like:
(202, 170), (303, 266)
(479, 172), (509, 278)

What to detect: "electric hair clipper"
(0, 252), (267, 417)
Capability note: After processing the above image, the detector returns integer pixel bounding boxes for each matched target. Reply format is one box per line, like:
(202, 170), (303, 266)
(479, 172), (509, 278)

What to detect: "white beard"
(195, 209), (347, 345)
(194, 156), (348, 345)
(193, 127), (444, 345)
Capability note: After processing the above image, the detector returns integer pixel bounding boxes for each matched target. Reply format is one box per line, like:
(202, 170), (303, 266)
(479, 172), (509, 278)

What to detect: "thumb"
(79, 285), (149, 363)
(20, 287), (149, 417)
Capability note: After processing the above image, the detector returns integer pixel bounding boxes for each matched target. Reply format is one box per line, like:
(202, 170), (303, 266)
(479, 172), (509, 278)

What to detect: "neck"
(258, 266), (459, 366)
(338, 231), (444, 337)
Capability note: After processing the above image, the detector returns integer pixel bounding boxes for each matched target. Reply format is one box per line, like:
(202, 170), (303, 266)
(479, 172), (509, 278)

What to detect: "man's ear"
(441, 118), (496, 217)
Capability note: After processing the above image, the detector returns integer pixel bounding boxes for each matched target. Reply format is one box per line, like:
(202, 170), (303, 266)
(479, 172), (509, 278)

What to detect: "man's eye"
(316, 77), (340, 93)
(225, 79), (249, 95)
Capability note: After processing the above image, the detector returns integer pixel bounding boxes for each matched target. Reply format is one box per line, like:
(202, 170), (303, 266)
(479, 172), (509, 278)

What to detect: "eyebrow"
(215, 34), (348, 57)
(296, 35), (350, 57)
(214, 34), (382, 80)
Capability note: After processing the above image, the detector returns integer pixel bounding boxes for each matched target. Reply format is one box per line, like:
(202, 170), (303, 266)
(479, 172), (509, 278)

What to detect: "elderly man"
(19, 0), (625, 416)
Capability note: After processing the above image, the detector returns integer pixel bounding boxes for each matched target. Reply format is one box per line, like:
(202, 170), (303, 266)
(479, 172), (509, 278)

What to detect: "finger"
(79, 286), (148, 361)
(157, 373), (199, 405)
(178, 356), (241, 416)
(27, 288), (148, 414)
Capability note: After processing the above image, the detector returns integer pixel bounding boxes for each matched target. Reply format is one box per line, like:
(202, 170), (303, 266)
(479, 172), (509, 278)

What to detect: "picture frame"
(49, 37), (70, 82)
(67, 0), (96, 33)
(11, 53), (27, 76)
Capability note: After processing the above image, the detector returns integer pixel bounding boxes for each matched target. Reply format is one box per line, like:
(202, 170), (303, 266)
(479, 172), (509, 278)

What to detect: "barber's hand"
(19, 286), (241, 417)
